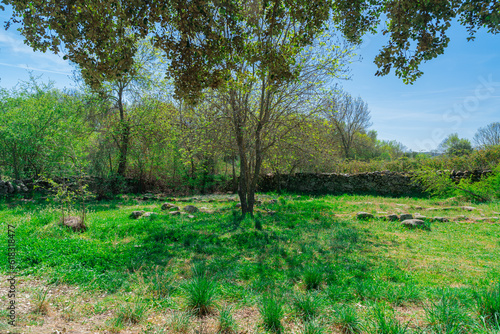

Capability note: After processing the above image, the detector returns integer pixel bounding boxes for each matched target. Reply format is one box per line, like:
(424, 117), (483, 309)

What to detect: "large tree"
(3, 0), (499, 97)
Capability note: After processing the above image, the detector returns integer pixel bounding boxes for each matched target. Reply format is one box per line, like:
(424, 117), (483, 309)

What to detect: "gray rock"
(357, 212), (374, 219)
(382, 214), (399, 221)
(161, 202), (176, 210)
(414, 214), (427, 220)
(432, 217), (449, 222)
(130, 211), (145, 219)
(169, 211), (181, 216)
(61, 216), (87, 232)
(188, 215), (195, 219)
(401, 219), (429, 230)
(399, 213), (413, 221)
(235, 203), (241, 208)
(460, 206), (476, 211)
(183, 205), (199, 213)
(142, 212), (156, 218)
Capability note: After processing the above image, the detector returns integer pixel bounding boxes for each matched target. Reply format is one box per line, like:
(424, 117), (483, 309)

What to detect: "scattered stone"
(61, 216), (87, 232)
(474, 217), (499, 222)
(235, 203), (242, 208)
(396, 204), (408, 207)
(382, 214), (399, 221)
(414, 214), (427, 220)
(169, 211), (181, 216)
(432, 217), (449, 222)
(414, 206), (423, 210)
(399, 213), (413, 221)
(460, 206), (476, 211)
(183, 205), (199, 213)
(357, 212), (374, 220)
(426, 207), (440, 211)
(188, 215), (195, 219)
(401, 219), (429, 230)
(161, 202), (176, 210)
(453, 215), (468, 221)
(208, 199), (215, 203)
(179, 198), (190, 202)
(142, 212), (156, 218)
(130, 211), (145, 219)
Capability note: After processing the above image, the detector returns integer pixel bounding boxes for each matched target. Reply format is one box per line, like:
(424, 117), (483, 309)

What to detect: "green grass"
(1, 193), (500, 332)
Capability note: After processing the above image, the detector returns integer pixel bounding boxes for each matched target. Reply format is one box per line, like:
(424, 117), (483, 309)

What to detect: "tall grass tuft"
(293, 292), (322, 321)
(183, 275), (218, 316)
(217, 305), (238, 334)
(371, 304), (409, 334)
(303, 267), (323, 290)
(425, 288), (470, 334)
(475, 282), (500, 328)
(259, 294), (284, 333)
(334, 305), (362, 334)
(303, 319), (325, 334)
(114, 301), (149, 325)
(169, 311), (193, 333)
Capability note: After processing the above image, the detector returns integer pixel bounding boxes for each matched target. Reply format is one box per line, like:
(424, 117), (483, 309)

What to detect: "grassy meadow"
(1, 193), (500, 333)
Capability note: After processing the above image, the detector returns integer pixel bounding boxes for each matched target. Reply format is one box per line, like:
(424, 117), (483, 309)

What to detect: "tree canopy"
(2, 0), (499, 99)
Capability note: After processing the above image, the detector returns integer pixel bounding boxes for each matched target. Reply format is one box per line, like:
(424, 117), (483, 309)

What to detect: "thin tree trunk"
(116, 86), (129, 177)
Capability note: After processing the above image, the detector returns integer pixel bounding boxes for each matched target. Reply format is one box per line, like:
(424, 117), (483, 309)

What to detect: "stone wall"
(257, 169), (491, 196)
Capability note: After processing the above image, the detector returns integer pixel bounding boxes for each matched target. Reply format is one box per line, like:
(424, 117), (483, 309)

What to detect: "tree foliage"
(3, 0), (499, 99)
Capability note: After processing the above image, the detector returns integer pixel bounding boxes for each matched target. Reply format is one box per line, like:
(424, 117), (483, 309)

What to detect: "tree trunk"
(117, 122), (130, 177)
(116, 86), (129, 177)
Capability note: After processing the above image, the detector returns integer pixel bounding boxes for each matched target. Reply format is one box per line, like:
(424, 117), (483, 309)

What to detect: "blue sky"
(0, 7), (499, 152)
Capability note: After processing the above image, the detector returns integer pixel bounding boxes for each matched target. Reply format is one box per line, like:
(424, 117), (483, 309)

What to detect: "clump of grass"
(217, 305), (238, 334)
(293, 292), (322, 321)
(303, 319), (324, 334)
(32, 288), (50, 315)
(169, 311), (193, 333)
(475, 282), (500, 328)
(114, 301), (150, 325)
(150, 266), (176, 299)
(303, 267), (323, 290)
(183, 275), (218, 316)
(371, 304), (409, 334)
(425, 289), (471, 334)
(334, 305), (362, 334)
(259, 295), (284, 333)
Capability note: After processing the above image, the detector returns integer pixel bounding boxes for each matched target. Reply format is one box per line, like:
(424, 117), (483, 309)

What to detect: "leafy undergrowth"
(0, 193), (499, 333)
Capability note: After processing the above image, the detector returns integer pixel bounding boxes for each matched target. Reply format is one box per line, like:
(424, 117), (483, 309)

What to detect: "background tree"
(440, 133), (473, 156)
(474, 122), (500, 149)
(0, 77), (89, 179)
(322, 91), (372, 159)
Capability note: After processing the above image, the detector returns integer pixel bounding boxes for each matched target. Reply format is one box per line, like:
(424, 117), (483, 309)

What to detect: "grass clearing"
(0, 193), (499, 332)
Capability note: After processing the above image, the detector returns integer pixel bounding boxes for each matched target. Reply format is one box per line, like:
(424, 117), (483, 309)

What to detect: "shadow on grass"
(0, 199), (410, 297)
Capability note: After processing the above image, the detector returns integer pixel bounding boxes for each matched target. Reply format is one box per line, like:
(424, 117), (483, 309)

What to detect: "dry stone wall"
(257, 170), (491, 196)
(258, 171), (422, 196)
